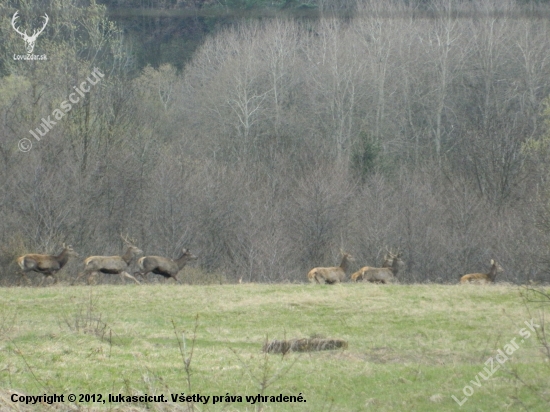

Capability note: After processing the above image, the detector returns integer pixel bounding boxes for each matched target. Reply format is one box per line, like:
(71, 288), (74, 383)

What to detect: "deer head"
(11, 11), (49, 54)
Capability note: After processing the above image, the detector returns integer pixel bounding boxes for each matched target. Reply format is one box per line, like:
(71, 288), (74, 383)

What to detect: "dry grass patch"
(263, 338), (348, 353)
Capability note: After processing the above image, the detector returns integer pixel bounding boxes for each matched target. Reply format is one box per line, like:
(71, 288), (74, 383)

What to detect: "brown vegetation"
(263, 338), (348, 353)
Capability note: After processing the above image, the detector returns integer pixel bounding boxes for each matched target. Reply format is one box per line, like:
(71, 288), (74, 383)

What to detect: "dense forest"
(2, 0), (550, 284)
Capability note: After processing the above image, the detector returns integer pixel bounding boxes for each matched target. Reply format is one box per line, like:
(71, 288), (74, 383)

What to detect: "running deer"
(460, 259), (503, 284)
(135, 248), (198, 283)
(76, 234), (143, 285)
(351, 250), (404, 284)
(17, 243), (79, 286)
(307, 252), (354, 284)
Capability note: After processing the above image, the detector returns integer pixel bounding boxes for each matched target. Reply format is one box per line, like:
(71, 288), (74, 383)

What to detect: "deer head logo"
(11, 11), (49, 54)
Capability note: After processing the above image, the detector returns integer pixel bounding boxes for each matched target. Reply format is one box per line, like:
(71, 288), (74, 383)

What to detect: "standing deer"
(307, 252), (354, 284)
(135, 248), (198, 283)
(17, 243), (79, 286)
(76, 235), (143, 285)
(460, 259), (503, 284)
(351, 250), (404, 284)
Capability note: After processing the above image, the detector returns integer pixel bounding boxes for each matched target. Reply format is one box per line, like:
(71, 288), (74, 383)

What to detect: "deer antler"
(385, 246), (401, 259)
(34, 13), (49, 38)
(11, 12), (27, 38)
(120, 232), (136, 246)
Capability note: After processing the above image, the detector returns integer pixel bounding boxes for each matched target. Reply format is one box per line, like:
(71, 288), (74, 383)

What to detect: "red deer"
(460, 259), (503, 284)
(307, 252), (354, 284)
(76, 235), (143, 285)
(17, 243), (79, 286)
(135, 248), (198, 283)
(351, 251), (404, 284)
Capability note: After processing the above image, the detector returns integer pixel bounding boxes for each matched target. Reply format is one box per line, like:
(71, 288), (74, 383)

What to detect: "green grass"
(0, 283), (548, 411)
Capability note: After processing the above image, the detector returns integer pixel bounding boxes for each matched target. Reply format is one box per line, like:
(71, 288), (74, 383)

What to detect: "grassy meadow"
(0, 280), (548, 411)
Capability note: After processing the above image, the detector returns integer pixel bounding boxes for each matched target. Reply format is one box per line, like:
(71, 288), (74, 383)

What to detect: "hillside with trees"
(2, 0), (550, 284)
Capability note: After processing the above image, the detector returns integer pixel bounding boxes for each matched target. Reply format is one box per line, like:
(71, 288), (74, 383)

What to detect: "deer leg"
(86, 271), (98, 285)
(312, 272), (320, 284)
(73, 271), (86, 285)
(134, 270), (148, 283)
(121, 271), (141, 285)
(19, 271), (31, 286)
(72, 273), (81, 285)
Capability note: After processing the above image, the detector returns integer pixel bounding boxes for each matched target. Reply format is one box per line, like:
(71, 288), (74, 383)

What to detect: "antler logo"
(11, 11), (49, 54)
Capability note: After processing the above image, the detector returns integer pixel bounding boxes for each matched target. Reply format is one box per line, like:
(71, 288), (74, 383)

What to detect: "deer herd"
(16, 239), (503, 286)
(16, 234), (197, 286)
(307, 249), (504, 286)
